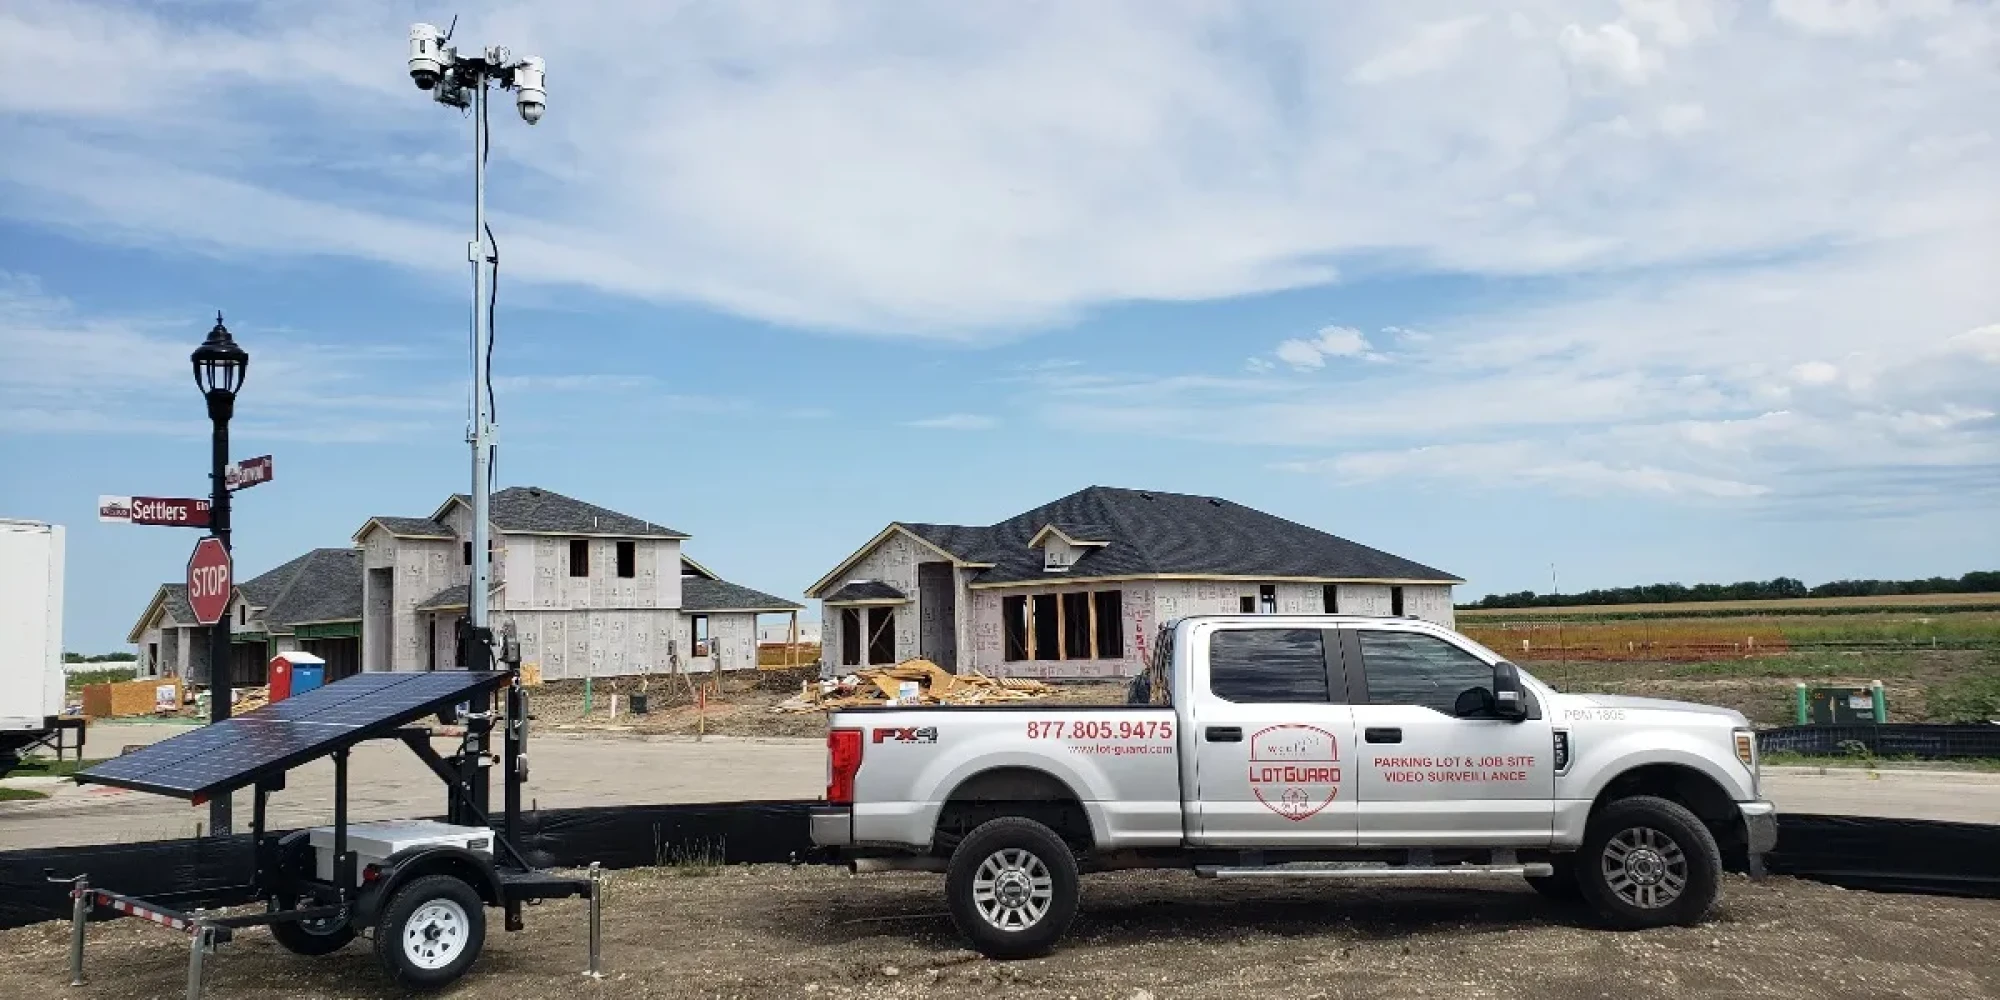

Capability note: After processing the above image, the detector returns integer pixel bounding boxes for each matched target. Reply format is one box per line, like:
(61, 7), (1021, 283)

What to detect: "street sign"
(225, 455), (273, 491)
(100, 496), (211, 528)
(187, 537), (233, 626)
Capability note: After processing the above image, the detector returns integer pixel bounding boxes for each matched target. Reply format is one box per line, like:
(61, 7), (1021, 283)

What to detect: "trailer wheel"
(373, 875), (487, 990)
(1578, 795), (1722, 929)
(270, 899), (355, 956)
(945, 816), (1079, 960)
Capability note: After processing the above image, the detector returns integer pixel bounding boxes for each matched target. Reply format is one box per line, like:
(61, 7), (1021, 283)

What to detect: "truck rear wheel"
(945, 817), (1079, 960)
(1578, 795), (1721, 929)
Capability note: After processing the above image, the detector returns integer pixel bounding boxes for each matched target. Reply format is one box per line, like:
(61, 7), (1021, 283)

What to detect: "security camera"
(409, 23), (445, 90)
(514, 56), (546, 124)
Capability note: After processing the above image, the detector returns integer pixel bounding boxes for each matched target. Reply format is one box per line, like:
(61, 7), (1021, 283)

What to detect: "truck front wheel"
(1578, 795), (1722, 929)
(945, 817), (1080, 960)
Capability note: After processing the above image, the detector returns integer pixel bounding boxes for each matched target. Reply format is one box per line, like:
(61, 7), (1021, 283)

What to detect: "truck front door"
(1185, 624), (1358, 847)
(1344, 627), (1555, 847)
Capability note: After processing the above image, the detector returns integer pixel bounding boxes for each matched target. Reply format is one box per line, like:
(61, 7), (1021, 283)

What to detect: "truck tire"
(1526, 857), (1583, 903)
(1578, 795), (1721, 929)
(373, 875), (487, 990)
(945, 816), (1080, 960)
(270, 898), (355, 956)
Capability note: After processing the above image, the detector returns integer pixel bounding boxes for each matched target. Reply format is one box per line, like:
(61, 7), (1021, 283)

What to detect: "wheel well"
(933, 767), (1093, 855)
(1593, 763), (1747, 865)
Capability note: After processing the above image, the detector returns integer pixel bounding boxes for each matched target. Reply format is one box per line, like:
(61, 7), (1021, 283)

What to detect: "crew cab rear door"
(1343, 626), (1555, 847)
(1184, 623), (1359, 847)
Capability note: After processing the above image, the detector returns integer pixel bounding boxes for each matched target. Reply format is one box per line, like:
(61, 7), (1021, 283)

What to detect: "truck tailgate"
(833, 706), (1184, 851)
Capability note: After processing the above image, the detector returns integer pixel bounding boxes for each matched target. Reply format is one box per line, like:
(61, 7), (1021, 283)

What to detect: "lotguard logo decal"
(1248, 724), (1342, 821)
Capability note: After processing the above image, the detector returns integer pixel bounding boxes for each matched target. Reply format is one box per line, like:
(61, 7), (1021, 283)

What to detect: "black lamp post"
(191, 312), (248, 837)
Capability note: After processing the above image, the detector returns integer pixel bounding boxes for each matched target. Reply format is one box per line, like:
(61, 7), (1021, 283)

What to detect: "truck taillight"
(827, 727), (863, 804)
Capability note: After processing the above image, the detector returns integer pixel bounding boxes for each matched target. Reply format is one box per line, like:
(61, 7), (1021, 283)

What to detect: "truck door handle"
(1204, 727), (1242, 743)
(1364, 727), (1402, 744)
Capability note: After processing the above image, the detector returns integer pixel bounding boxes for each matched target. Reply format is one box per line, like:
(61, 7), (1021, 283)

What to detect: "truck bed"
(832, 704), (1185, 850)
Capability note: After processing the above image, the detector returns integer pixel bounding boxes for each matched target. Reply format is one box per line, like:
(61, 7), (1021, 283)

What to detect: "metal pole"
(463, 74), (495, 821)
(66, 878), (88, 986)
(584, 862), (604, 979)
(206, 389), (234, 838)
(185, 920), (209, 1000)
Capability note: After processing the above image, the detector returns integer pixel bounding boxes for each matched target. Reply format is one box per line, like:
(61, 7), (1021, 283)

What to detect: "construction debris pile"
(774, 659), (1054, 712)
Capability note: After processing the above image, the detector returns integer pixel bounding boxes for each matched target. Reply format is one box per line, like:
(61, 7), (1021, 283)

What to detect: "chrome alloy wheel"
(1601, 826), (1689, 909)
(971, 847), (1055, 932)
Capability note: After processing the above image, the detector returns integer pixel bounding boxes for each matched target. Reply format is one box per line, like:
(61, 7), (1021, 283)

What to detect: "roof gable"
(441, 487), (689, 538)
(969, 486), (1461, 586)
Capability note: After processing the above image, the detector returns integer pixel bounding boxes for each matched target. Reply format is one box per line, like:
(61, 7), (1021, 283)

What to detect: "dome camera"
(409, 23), (445, 90)
(514, 56), (546, 124)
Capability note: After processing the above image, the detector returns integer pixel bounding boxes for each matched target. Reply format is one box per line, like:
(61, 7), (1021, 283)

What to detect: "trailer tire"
(1578, 795), (1721, 929)
(945, 816), (1079, 960)
(270, 898), (355, 956)
(374, 875), (486, 990)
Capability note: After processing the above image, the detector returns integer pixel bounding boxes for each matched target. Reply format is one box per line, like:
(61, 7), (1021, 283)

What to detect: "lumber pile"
(774, 659), (1054, 713)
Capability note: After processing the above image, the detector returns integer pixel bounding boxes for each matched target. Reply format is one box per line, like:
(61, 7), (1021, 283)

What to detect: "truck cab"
(813, 615), (1777, 959)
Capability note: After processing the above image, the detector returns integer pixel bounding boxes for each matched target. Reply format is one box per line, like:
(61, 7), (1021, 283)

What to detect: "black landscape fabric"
(3, 807), (1994, 930)
(1758, 724), (2000, 760)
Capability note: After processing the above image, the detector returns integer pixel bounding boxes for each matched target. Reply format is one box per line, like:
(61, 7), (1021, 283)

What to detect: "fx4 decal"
(871, 726), (939, 745)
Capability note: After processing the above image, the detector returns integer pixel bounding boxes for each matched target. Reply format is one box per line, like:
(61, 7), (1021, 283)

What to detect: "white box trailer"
(1, 519), (66, 769)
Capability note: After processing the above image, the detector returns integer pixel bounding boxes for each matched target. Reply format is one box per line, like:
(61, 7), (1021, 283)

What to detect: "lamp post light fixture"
(191, 311), (248, 837)
(406, 21), (546, 823)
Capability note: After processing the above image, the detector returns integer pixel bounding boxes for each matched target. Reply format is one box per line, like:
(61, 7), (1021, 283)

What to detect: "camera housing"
(408, 23), (446, 90)
(514, 57), (546, 124)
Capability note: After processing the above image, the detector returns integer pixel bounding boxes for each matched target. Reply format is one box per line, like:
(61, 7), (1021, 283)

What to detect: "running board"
(1195, 863), (1552, 880)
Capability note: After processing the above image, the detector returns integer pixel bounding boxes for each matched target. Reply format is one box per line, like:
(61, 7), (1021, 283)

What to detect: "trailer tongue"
(57, 669), (605, 997)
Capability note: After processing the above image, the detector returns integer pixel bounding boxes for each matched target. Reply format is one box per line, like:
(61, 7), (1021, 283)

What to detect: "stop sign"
(186, 537), (233, 626)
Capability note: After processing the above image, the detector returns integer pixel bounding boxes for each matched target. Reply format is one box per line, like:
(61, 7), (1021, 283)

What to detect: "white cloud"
(1771, 0), (1954, 38)
(1789, 361), (1841, 385)
(1349, 16), (1486, 85)
(1281, 442), (1771, 499)
(0, 0), (1992, 339)
(1558, 22), (1664, 86)
(1658, 103), (1708, 136)
(1273, 326), (1375, 370)
(906, 413), (997, 430)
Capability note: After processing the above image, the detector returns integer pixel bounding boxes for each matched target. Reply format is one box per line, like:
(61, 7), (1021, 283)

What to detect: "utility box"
(1800, 683), (1888, 725)
(0, 520), (64, 734)
(268, 652), (327, 702)
(307, 819), (493, 886)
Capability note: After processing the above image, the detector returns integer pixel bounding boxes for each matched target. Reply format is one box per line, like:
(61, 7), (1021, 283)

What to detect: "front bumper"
(1739, 800), (1778, 855)
(810, 806), (853, 848)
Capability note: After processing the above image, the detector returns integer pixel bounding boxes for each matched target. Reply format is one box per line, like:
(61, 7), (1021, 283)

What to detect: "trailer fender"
(353, 846), (501, 926)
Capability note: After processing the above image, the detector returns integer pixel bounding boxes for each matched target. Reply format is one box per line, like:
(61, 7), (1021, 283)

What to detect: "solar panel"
(78, 671), (509, 799)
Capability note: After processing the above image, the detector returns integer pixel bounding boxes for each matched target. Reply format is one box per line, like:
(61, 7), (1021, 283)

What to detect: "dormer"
(1028, 522), (1111, 573)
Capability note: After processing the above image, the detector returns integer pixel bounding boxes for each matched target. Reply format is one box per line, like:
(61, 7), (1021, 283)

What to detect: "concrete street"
(1, 722), (1995, 851)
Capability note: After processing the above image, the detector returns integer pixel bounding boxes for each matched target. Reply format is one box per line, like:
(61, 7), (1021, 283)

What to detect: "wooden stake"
(1087, 593), (1099, 660)
(1055, 594), (1067, 661)
(1025, 597), (1036, 660)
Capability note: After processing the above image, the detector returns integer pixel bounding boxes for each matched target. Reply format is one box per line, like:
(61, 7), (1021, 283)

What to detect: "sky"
(2, 0), (1997, 653)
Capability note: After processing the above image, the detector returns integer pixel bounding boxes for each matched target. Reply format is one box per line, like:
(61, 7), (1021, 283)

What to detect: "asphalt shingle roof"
(681, 578), (803, 612)
(451, 487), (688, 538)
(896, 486), (1460, 586)
(366, 516), (456, 539)
(250, 548), (364, 625)
(414, 583), (505, 611)
(159, 584), (195, 624)
(823, 580), (909, 603)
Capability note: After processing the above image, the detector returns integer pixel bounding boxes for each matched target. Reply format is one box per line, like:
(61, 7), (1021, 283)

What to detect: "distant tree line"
(1461, 571), (2000, 610)
(63, 652), (137, 664)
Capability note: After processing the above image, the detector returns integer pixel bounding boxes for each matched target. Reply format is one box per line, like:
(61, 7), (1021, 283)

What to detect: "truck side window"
(1208, 628), (1329, 705)
(1356, 631), (1492, 715)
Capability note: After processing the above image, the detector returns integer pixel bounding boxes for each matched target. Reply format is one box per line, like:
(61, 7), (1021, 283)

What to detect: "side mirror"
(1492, 662), (1528, 721)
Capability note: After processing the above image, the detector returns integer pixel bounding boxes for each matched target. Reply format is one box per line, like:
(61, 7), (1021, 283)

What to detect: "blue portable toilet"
(269, 651), (328, 701)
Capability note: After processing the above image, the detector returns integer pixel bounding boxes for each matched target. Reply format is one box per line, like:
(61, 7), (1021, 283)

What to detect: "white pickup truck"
(811, 614), (1776, 958)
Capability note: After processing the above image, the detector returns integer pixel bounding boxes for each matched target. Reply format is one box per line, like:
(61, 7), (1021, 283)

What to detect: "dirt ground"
(532, 670), (1131, 740)
(1524, 650), (1990, 726)
(2, 866), (1994, 999)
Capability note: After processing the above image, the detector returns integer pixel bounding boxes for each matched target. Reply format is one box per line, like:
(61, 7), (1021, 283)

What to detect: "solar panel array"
(78, 672), (509, 799)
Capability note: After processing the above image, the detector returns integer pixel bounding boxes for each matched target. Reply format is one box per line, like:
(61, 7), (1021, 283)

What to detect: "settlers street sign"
(98, 496), (212, 528)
